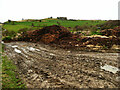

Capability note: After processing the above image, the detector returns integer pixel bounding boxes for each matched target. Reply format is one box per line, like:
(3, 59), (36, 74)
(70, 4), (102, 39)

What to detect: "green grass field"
(2, 19), (107, 32)
(2, 24), (41, 32)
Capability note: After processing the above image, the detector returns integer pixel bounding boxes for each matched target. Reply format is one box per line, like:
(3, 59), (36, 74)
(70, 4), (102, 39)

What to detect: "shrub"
(2, 36), (12, 41)
(10, 31), (16, 37)
(39, 20), (42, 22)
(43, 24), (48, 27)
(70, 30), (74, 33)
(2, 30), (9, 36)
(2, 30), (16, 37)
(57, 17), (67, 20)
(18, 28), (28, 33)
(57, 22), (61, 26)
(32, 23), (34, 27)
(11, 21), (16, 25)
(74, 25), (83, 31)
(8, 20), (11, 23)
(74, 25), (90, 31)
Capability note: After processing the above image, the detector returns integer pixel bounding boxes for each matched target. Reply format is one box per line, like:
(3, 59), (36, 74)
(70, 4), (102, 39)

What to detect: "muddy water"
(3, 41), (120, 88)
(101, 64), (119, 74)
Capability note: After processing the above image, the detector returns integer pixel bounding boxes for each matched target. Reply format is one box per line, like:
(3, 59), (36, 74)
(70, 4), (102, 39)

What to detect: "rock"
(31, 74), (39, 81)
(75, 44), (79, 47)
(95, 45), (102, 48)
(92, 48), (99, 50)
(111, 45), (120, 50)
(28, 69), (33, 73)
(86, 45), (94, 48)
(26, 83), (34, 88)
(101, 50), (106, 52)
(83, 41), (90, 46)
(40, 80), (50, 88)
(67, 51), (71, 53)
(86, 35), (109, 38)
(116, 77), (120, 82)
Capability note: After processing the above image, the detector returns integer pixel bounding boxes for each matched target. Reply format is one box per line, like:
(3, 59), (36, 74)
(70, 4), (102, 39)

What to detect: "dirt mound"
(14, 25), (120, 51)
(100, 27), (120, 37)
(21, 25), (79, 44)
(83, 37), (120, 48)
(99, 20), (120, 29)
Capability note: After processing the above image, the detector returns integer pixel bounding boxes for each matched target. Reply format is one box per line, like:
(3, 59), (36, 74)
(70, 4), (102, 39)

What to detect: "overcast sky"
(0, 0), (119, 22)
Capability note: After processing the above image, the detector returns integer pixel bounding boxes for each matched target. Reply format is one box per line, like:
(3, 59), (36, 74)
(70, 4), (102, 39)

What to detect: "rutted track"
(3, 41), (120, 88)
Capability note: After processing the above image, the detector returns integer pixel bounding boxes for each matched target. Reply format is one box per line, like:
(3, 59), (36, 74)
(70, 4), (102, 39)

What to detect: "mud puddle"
(101, 64), (119, 74)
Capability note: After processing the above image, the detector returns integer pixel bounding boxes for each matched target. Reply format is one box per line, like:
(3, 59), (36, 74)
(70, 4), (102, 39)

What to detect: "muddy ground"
(3, 41), (120, 88)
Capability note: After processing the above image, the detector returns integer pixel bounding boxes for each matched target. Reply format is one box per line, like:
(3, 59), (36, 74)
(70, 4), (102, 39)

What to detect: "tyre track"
(3, 42), (119, 88)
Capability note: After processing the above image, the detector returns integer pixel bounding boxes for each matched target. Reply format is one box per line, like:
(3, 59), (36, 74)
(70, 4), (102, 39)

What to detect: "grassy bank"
(2, 56), (26, 88)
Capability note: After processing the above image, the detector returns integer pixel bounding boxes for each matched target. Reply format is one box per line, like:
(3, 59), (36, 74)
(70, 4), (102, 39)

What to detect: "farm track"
(3, 41), (120, 88)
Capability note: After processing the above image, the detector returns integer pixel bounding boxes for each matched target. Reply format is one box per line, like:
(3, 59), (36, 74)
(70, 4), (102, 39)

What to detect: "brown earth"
(12, 25), (120, 52)
(3, 41), (120, 88)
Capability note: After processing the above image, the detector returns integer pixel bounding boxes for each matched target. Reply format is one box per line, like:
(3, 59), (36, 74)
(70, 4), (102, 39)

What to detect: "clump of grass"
(2, 56), (26, 88)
